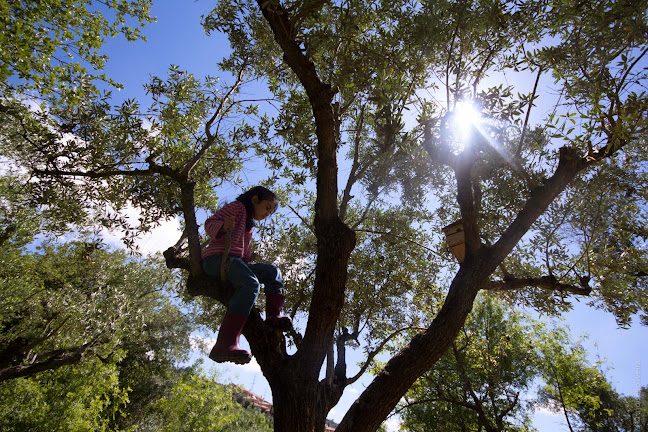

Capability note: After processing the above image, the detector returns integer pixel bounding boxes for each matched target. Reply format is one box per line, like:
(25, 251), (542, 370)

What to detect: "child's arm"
(205, 202), (239, 239)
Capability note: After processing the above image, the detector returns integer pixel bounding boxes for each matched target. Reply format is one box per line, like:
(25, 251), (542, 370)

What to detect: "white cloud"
(230, 356), (262, 373)
(384, 416), (403, 432)
(99, 203), (183, 256)
(133, 216), (183, 256)
(190, 335), (215, 354)
(24, 97), (45, 113)
(532, 405), (562, 417)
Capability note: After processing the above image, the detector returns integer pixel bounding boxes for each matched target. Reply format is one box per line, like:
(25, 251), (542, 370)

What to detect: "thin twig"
(346, 326), (424, 385)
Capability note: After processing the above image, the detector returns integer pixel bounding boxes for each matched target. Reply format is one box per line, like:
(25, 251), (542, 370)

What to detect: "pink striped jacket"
(201, 201), (253, 262)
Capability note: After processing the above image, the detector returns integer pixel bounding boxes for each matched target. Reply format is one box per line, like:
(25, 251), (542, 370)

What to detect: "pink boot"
(209, 313), (251, 364)
(266, 293), (292, 331)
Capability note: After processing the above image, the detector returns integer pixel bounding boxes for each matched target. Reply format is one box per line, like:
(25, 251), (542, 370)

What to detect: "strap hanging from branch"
(220, 229), (232, 281)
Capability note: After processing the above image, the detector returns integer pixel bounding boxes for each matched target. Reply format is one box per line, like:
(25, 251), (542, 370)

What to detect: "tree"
(399, 296), (541, 432)
(0, 356), (130, 432)
(142, 373), (273, 432)
(0, 0), (154, 236)
(0, 351), (273, 432)
(399, 297), (648, 432)
(200, 1), (648, 430)
(0, 240), (193, 382)
(616, 387), (648, 432)
(2, 0), (647, 431)
(0, 0), (152, 98)
(539, 340), (648, 432)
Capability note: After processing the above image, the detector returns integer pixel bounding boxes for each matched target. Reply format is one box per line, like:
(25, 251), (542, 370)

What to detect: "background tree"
(0, 239), (193, 382)
(143, 372), (273, 432)
(0, 356), (130, 431)
(399, 296), (541, 432)
(616, 387), (648, 432)
(399, 296), (648, 432)
(539, 343), (648, 432)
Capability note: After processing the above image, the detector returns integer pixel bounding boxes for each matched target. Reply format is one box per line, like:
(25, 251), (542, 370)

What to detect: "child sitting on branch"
(202, 186), (292, 364)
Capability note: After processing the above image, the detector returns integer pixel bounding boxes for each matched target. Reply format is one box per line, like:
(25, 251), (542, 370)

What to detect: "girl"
(202, 186), (291, 364)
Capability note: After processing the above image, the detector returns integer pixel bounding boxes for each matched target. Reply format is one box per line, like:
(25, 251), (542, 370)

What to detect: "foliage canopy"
(1, 0), (647, 431)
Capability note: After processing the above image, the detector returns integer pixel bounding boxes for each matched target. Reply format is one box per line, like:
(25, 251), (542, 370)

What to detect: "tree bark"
(179, 180), (203, 276)
(0, 342), (93, 382)
(255, 0), (356, 409)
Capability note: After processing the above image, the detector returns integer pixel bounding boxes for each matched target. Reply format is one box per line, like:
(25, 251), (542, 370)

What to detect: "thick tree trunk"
(179, 180), (203, 276)
(271, 377), (322, 432)
(254, 0), (356, 412)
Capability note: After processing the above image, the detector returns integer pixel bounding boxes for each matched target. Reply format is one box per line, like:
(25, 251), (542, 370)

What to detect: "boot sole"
(209, 353), (252, 365)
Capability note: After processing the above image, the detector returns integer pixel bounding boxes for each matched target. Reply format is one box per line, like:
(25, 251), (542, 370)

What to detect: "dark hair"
(236, 186), (277, 230)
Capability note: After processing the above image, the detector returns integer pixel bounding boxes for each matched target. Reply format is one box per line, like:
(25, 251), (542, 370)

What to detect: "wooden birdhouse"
(442, 220), (465, 263)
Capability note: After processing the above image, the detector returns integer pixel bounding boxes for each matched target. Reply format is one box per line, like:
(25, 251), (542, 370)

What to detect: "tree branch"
(422, 117), (458, 170)
(349, 192), (380, 230)
(346, 326), (419, 385)
(0, 341), (94, 382)
(326, 338), (335, 385)
(455, 155), (481, 256)
(485, 275), (592, 296)
(496, 391), (520, 427)
(452, 342), (496, 432)
(516, 67), (543, 158)
(33, 167), (153, 179)
(283, 201), (315, 235)
(180, 58), (250, 178)
(178, 180), (203, 275)
(353, 229), (436, 254)
(339, 104), (366, 222)
(34, 155), (183, 182)
(333, 327), (358, 381)
(489, 146), (590, 265)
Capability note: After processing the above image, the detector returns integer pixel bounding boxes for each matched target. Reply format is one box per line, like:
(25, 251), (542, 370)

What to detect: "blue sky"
(97, 1), (648, 430)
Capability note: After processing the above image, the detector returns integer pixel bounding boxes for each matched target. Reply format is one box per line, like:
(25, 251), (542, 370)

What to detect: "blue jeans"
(202, 255), (283, 317)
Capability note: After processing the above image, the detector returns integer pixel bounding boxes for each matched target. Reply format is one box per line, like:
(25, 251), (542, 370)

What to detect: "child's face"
(251, 196), (277, 221)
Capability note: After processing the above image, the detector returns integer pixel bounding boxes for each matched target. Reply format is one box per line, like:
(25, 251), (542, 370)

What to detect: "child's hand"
(223, 216), (235, 232)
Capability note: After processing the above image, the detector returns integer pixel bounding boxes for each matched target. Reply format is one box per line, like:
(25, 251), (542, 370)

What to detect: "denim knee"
(248, 263), (283, 294)
(202, 254), (222, 277)
(227, 258), (261, 316)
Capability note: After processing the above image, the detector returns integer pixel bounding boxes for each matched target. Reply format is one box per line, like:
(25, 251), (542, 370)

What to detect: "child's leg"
(247, 263), (283, 294)
(202, 254), (223, 277)
(248, 263), (291, 330)
(226, 258), (261, 316)
(203, 256), (259, 364)
(203, 255), (261, 315)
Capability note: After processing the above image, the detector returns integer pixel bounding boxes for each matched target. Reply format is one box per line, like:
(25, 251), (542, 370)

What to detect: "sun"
(453, 101), (482, 133)
(444, 100), (483, 152)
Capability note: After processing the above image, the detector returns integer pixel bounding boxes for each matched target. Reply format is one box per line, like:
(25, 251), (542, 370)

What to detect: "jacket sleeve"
(204, 202), (240, 239)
